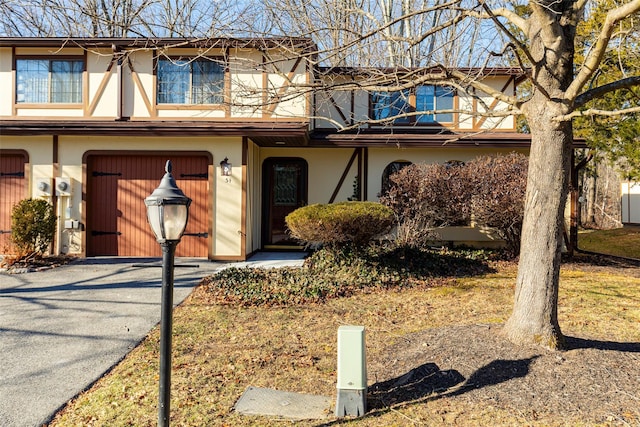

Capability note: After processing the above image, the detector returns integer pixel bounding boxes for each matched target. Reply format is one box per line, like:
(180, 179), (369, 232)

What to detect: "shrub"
(380, 154), (528, 257)
(10, 198), (56, 258)
(199, 245), (495, 307)
(285, 201), (394, 248)
(466, 153), (528, 257)
(379, 162), (471, 248)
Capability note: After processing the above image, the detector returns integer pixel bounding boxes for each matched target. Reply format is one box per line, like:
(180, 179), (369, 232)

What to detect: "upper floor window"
(371, 85), (454, 124)
(157, 58), (225, 105)
(16, 59), (83, 103)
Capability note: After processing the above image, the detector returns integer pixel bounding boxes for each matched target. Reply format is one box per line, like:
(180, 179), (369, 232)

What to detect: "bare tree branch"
(566, 0), (640, 102)
(574, 76), (640, 108)
(555, 104), (640, 121)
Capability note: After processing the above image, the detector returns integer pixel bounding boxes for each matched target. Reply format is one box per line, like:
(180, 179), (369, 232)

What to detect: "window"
(416, 86), (454, 123)
(16, 59), (83, 103)
(371, 90), (410, 123)
(157, 58), (225, 104)
(381, 161), (412, 195)
(371, 85), (454, 124)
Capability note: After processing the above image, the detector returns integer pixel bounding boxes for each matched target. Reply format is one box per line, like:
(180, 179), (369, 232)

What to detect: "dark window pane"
(372, 90), (409, 123)
(192, 60), (224, 104)
(157, 59), (190, 104)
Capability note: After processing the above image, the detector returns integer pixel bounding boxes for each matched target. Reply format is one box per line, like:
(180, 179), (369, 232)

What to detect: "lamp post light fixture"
(145, 160), (191, 427)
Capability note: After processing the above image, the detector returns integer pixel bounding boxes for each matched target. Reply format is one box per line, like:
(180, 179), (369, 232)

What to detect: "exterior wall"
(1, 45), (309, 121)
(458, 76), (516, 131)
(622, 181), (640, 224)
(0, 134), (246, 259)
(313, 74), (516, 131)
(259, 147), (359, 205)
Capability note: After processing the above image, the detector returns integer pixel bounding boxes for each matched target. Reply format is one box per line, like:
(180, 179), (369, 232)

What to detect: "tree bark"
(504, 104), (572, 349)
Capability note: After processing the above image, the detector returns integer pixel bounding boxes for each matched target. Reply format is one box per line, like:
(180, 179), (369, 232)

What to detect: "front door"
(263, 158), (307, 247)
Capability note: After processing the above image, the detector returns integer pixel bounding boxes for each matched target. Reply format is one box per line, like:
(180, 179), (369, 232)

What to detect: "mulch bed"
(368, 324), (639, 425)
(365, 253), (640, 425)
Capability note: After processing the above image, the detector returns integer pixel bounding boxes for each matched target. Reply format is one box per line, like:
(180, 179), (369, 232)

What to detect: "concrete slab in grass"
(234, 386), (331, 420)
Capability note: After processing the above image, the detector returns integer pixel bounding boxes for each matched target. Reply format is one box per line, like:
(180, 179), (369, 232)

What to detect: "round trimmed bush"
(285, 201), (394, 248)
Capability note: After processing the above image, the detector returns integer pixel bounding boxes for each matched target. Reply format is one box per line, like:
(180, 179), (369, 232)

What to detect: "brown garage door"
(0, 152), (27, 253)
(87, 154), (210, 257)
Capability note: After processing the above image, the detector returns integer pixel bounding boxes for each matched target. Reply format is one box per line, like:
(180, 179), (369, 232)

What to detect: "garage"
(0, 151), (27, 254)
(86, 153), (211, 257)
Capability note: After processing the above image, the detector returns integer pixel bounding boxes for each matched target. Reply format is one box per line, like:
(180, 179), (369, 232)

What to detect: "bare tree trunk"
(503, 103), (572, 349)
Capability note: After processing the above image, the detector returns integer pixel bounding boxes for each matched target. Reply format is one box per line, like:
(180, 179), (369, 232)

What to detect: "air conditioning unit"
(34, 177), (53, 197)
(55, 177), (73, 196)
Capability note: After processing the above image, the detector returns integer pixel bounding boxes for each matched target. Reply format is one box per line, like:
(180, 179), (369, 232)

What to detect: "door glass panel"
(274, 165), (299, 206)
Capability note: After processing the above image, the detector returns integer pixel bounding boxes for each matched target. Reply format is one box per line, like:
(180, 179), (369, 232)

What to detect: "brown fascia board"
(310, 131), (587, 149)
(0, 120), (310, 139)
(0, 37), (317, 53)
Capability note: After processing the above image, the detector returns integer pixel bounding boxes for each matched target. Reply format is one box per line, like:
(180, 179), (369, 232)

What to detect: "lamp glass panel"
(162, 204), (189, 240)
(146, 205), (164, 240)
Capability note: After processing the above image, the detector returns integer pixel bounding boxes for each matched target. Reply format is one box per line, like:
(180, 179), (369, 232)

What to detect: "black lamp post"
(145, 160), (191, 427)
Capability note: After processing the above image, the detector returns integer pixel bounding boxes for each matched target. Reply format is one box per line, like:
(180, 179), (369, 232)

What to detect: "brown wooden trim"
(126, 57), (154, 117)
(362, 147), (368, 201)
(11, 47), (16, 116)
(81, 159), (87, 257)
(350, 89), (355, 126)
(241, 137), (248, 258)
(357, 145), (362, 200)
(225, 46), (232, 118)
(262, 54), (269, 117)
(328, 148), (359, 203)
(327, 92), (349, 126)
(15, 104), (83, 110)
(52, 135), (59, 254)
(155, 104), (227, 111)
(82, 50), (88, 116)
(474, 76), (514, 130)
(264, 55), (303, 117)
(88, 56), (117, 116)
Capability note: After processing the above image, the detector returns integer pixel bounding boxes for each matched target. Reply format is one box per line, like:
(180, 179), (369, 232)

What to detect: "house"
(0, 37), (581, 260)
(622, 181), (640, 224)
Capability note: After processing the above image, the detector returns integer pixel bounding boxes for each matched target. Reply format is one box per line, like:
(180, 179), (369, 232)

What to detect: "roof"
(0, 37), (317, 52)
(0, 119), (587, 148)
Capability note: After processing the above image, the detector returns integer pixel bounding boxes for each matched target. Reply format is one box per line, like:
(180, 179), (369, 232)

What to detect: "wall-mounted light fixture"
(220, 157), (232, 176)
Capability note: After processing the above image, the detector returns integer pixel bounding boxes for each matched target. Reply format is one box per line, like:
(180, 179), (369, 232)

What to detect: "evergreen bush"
(10, 198), (56, 257)
(285, 201), (394, 248)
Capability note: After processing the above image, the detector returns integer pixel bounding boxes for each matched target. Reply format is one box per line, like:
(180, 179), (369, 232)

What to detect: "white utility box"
(335, 325), (367, 417)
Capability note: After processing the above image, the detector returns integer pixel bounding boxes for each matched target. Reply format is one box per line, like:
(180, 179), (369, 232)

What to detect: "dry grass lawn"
(48, 254), (640, 427)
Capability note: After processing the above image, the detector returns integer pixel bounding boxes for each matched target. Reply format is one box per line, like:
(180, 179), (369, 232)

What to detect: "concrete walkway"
(0, 253), (305, 427)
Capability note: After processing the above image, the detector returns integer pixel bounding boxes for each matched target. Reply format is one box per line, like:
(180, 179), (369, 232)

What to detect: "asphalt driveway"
(0, 253), (305, 427)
